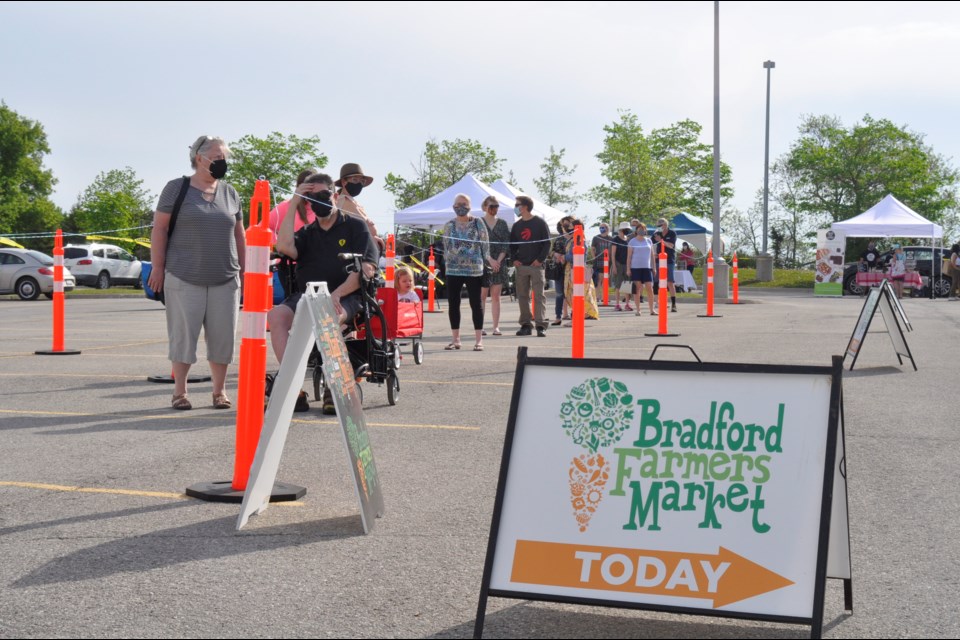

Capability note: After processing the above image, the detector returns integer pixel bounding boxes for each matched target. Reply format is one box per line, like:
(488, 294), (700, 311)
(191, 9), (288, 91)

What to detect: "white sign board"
(479, 354), (845, 634)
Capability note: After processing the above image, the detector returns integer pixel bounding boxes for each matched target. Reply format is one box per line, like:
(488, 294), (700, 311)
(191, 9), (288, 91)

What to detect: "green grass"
(682, 267), (814, 290)
(67, 287), (144, 296)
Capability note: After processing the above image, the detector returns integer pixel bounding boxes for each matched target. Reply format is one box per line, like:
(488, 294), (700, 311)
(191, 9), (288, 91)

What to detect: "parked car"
(0, 248), (77, 300)
(843, 246), (952, 297)
(63, 243), (142, 289)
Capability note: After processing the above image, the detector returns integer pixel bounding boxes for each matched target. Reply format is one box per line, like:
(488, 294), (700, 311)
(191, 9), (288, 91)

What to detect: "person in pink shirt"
(268, 169), (317, 243)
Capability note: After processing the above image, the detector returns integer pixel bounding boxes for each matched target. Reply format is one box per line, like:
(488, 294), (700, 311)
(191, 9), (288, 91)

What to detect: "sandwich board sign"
(474, 350), (850, 639)
(844, 280), (916, 371)
(238, 282), (384, 532)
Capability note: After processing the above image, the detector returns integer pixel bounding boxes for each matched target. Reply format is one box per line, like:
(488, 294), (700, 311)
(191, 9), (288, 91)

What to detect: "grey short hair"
(189, 135), (230, 168)
(453, 193), (471, 207)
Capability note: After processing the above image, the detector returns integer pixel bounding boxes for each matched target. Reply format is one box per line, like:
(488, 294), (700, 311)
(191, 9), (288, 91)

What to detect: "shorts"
(631, 268), (654, 283)
(666, 260), (676, 283)
(282, 291), (364, 321)
(164, 271), (240, 365)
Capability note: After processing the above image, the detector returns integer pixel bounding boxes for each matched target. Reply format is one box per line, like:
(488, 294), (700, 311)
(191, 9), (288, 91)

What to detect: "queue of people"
(150, 133), (696, 412)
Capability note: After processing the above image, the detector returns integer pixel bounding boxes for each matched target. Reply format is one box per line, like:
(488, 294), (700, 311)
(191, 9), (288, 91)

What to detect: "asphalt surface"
(1, 290), (958, 638)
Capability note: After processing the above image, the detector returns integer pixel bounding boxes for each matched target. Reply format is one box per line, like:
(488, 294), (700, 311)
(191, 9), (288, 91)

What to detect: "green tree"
(384, 138), (505, 210)
(533, 146), (578, 211)
(774, 114), (958, 224)
(65, 167), (153, 240)
(0, 103), (62, 239)
(590, 111), (731, 225)
(228, 132), (328, 220)
(649, 119), (733, 219)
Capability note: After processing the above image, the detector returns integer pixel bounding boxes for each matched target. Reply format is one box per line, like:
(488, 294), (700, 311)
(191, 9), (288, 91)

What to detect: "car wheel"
(96, 271), (111, 290)
(844, 274), (864, 296)
(16, 277), (41, 301)
(933, 276), (952, 298)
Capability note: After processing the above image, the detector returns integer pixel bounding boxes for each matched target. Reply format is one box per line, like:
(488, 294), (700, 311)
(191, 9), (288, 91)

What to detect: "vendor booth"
(831, 194), (945, 297)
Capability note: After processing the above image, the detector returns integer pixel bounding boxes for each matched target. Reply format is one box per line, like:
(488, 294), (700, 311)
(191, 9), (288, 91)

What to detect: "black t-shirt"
(661, 229), (678, 261)
(860, 247), (880, 268)
(292, 212), (378, 293)
(611, 235), (630, 265)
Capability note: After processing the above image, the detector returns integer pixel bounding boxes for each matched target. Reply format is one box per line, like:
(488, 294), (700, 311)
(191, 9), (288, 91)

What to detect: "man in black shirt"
(656, 217), (679, 312)
(510, 195), (551, 336)
(858, 241), (880, 272)
(269, 172), (378, 412)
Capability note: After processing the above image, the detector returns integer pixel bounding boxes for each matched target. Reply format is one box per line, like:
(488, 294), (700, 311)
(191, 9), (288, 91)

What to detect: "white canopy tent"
(392, 174), (517, 229)
(489, 179), (568, 230)
(831, 194), (943, 238)
(831, 194), (945, 296)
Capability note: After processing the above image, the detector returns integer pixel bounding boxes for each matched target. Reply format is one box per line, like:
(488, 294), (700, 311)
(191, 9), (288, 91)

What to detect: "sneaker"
(536, 327), (547, 337)
(516, 326), (532, 336)
(322, 389), (336, 415)
(614, 305), (622, 311)
(624, 304), (634, 311)
(551, 318), (562, 326)
(671, 305), (678, 312)
(294, 390), (310, 413)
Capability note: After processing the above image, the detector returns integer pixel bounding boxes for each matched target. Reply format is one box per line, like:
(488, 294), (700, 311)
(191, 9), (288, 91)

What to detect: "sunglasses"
(309, 190), (334, 198)
(487, 205), (500, 210)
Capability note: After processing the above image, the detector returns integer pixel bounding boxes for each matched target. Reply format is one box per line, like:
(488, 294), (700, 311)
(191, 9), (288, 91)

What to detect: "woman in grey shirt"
(148, 135), (246, 410)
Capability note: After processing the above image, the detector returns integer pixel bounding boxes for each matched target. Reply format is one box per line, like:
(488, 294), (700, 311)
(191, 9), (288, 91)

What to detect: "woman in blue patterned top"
(441, 193), (491, 351)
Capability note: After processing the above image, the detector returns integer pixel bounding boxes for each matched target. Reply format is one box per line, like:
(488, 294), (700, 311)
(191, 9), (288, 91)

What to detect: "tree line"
(2, 101), (957, 264)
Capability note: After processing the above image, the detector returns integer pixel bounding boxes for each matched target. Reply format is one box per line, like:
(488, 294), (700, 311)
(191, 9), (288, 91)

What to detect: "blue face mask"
(514, 206), (521, 217)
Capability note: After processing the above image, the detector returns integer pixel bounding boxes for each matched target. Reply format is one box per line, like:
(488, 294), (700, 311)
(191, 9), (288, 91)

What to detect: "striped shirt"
(157, 178), (242, 286)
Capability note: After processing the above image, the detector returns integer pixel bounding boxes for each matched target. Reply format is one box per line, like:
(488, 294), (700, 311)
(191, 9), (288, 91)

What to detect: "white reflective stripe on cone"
(573, 283), (584, 297)
(574, 255), (584, 267)
(54, 281), (64, 293)
(246, 245), (271, 275)
(708, 276), (714, 284)
(54, 255), (63, 267)
(241, 311), (268, 340)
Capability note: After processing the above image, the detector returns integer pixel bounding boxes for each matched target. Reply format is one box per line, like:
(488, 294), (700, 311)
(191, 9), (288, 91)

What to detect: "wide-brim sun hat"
(336, 163), (374, 187)
(618, 222), (632, 232)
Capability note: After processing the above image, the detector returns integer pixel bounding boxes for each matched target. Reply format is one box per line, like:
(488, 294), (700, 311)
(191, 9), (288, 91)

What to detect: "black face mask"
(345, 182), (364, 197)
(310, 193), (334, 218)
(208, 159), (228, 180)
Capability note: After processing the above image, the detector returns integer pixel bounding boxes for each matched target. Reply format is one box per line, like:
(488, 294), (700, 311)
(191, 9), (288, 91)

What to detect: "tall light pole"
(711, 0), (730, 297)
(757, 60), (776, 282)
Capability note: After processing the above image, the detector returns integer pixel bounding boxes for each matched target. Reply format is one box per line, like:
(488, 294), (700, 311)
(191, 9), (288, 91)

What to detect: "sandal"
(444, 342), (461, 350)
(492, 328), (502, 336)
(171, 393), (192, 410)
(212, 393), (232, 409)
(473, 343), (484, 351)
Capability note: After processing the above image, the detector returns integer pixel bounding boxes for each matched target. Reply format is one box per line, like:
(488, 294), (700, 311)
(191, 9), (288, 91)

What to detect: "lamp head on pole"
(763, 60), (776, 69)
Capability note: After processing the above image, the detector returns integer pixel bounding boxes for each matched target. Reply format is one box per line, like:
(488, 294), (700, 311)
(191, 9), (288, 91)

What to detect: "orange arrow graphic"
(510, 540), (794, 608)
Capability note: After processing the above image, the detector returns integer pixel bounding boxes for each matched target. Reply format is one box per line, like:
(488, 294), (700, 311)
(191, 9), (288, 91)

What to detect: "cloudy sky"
(3, 1), (959, 236)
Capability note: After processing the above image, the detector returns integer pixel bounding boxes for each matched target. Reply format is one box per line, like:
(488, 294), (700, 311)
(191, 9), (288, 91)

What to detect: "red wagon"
(356, 287), (426, 365)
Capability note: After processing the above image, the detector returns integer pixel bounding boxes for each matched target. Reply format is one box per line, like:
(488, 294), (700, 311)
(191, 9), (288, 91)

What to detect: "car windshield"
(26, 250), (54, 265)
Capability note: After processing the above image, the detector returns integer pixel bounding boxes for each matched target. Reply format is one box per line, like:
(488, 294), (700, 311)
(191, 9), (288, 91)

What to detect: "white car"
(0, 248), (77, 300)
(63, 243), (143, 289)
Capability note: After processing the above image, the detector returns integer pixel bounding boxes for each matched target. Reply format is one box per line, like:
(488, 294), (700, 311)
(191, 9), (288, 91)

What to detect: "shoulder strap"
(167, 176), (190, 240)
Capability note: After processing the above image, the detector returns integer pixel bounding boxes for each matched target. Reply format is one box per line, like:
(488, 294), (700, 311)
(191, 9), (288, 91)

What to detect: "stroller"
(311, 252), (402, 406)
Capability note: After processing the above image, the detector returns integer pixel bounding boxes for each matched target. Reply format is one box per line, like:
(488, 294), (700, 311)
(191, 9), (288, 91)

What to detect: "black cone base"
(35, 349), (82, 355)
(697, 314), (724, 318)
(186, 480), (306, 503)
(644, 332), (680, 337)
(147, 374), (212, 384)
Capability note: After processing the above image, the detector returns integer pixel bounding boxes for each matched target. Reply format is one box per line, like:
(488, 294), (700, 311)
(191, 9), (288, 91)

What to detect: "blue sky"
(3, 1), (960, 236)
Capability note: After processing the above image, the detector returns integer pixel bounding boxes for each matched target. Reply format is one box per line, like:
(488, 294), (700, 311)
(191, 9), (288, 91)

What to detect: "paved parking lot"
(1, 292), (958, 638)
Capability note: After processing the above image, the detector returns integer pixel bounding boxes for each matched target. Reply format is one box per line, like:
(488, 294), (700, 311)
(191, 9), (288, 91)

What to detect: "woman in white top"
(888, 245), (906, 299)
(626, 222), (656, 315)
